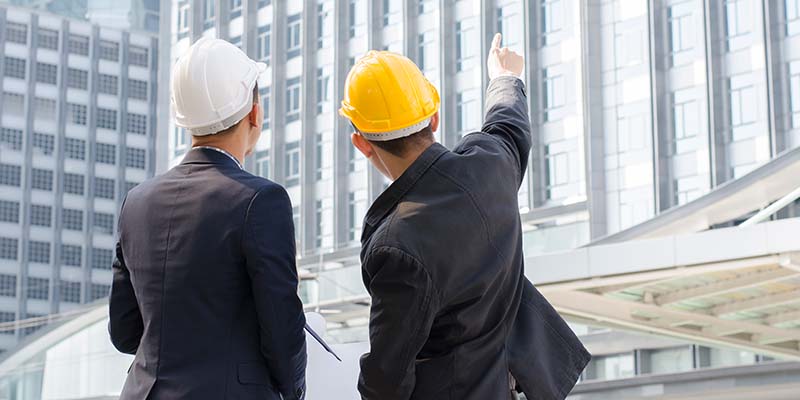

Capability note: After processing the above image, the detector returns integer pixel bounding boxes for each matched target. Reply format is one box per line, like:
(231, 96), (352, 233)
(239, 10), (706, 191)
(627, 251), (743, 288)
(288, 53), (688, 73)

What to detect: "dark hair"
(353, 123), (435, 157)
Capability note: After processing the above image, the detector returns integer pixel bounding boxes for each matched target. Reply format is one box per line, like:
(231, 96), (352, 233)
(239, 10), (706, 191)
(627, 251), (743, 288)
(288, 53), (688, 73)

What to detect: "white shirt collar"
(192, 146), (244, 170)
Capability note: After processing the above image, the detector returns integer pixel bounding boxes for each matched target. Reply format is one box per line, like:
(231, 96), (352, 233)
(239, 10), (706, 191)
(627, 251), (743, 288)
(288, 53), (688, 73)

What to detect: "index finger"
(491, 33), (502, 50)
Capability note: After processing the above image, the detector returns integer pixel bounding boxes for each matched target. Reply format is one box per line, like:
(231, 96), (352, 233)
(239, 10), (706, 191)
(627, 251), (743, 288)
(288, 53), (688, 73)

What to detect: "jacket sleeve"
(109, 240), (144, 355)
(243, 184), (307, 400)
(479, 76), (532, 187)
(358, 246), (439, 400)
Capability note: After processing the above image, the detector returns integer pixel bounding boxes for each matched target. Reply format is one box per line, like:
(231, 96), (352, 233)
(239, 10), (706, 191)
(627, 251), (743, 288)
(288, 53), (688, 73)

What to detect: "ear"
(430, 111), (440, 133)
(351, 132), (374, 158)
(248, 102), (259, 127)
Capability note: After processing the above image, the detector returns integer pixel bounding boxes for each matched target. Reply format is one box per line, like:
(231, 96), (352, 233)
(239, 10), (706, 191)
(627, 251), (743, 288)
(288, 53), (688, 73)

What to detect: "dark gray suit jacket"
(109, 148), (307, 400)
(357, 76), (589, 400)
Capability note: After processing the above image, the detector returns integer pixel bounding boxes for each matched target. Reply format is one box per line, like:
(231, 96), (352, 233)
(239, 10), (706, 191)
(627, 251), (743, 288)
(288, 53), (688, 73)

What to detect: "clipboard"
(305, 323), (342, 362)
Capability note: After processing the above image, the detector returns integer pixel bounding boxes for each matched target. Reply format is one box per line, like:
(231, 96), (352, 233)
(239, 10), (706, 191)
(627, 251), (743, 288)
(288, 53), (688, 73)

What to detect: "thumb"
(491, 33), (502, 50)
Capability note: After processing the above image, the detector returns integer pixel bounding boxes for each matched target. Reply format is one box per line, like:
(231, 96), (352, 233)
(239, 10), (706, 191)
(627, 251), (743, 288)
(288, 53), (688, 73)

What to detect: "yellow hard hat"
(339, 51), (440, 141)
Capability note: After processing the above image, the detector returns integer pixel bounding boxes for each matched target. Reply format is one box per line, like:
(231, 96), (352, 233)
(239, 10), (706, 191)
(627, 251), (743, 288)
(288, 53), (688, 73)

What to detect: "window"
(34, 97), (56, 121)
(32, 133), (54, 155)
(231, 0), (243, 18)
(0, 239), (18, 261)
(583, 352), (636, 381)
(318, 4), (331, 48)
(68, 103), (87, 125)
(257, 25), (271, 64)
(0, 274), (17, 295)
(68, 34), (89, 55)
(543, 68), (565, 121)
(4, 57), (26, 79)
(35, 62), (57, 84)
(64, 173), (84, 195)
(261, 86), (271, 129)
(92, 247), (113, 270)
(31, 169), (53, 191)
(668, 8), (693, 58)
(0, 201), (19, 224)
(541, 0), (563, 44)
(93, 212), (115, 234)
(62, 209), (83, 231)
(38, 28), (59, 50)
(348, 139), (361, 172)
(126, 148), (146, 169)
(60, 281), (81, 303)
(94, 177), (115, 200)
(544, 144), (570, 199)
(788, 0), (800, 35)
(455, 20), (478, 72)
(30, 204), (52, 227)
(98, 74), (118, 95)
(640, 346), (694, 375)
(0, 312), (14, 334)
(3, 92), (24, 116)
(127, 113), (148, 135)
(28, 242), (50, 264)
(61, 244), (82, 266)
(6, 22), (28, 44)
(90, 283), (110, 300)
(129, 79), (148, 101)
(203, 0), (216, 26)
(496, 6), (521, 48)
(315, 133), (324, 180)
(383, 0), (399, 26)
(256, 150), (270, 178)
(348, 191), (366, 242)
(285, 141), (300, 187)
(27, 277), (49, 300)
(99, 40), (119, 61)
(725, 0), (751, 39)
(316, 68), (331, 114)
(672, 90), (698, 149)
(456, 91), (480, 134)
(616, 114), (648, 152)
(287, 13), (302, 59)
(315, 199), (325, 248)
(286, 77), (301, 123)
(97, 108), (118, 130)
(258, 0), (271, 8)
(790, 62), (800, 128)
(67, 68), (88, 90)
(96, 143), (117, 165)
(418, 33), (428, 71)
(418, 0), (434, 14)
(0, 164), (22, 187)
(129, 45), (149, 67)
(125, 181), (139, 193)
(729, 76), (756, 128)
(0, 128), (22, 151)
(177, 1), (190, 37)
(349, 0), (358, 38)
(65, 138), (86, 160)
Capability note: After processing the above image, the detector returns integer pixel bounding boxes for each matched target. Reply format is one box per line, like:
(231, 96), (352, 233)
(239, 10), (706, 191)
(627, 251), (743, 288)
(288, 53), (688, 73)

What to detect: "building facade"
(0, 4), (159, 352)
(165, 0), (800, 397)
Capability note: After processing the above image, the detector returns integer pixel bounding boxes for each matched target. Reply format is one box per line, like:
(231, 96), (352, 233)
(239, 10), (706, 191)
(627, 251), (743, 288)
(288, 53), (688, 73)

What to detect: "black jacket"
(109, 148), (307, 400)
(358, 76), (589, 400)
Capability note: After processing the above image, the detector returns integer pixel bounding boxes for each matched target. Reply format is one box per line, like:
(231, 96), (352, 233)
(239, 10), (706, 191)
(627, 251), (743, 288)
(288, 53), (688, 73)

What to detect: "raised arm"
(358, 246), (439, 400)
(243, 184), (307, 400)
(481, 33), (531, 186)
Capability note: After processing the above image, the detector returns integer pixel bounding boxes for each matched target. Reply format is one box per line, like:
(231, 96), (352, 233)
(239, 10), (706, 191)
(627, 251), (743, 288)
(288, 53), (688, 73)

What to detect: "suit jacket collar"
(180, 147), (243, 170)
(363, 142), (448, 231)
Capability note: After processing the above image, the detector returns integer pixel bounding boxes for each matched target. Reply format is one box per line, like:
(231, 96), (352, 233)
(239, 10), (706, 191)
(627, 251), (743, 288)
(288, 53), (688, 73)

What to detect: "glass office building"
(0, 4), (160, 353)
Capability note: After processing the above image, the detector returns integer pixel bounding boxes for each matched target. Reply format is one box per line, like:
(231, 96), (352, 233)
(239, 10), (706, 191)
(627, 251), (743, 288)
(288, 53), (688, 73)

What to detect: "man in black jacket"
(109, 38), (306, 400)
(340, 34), (589, 399)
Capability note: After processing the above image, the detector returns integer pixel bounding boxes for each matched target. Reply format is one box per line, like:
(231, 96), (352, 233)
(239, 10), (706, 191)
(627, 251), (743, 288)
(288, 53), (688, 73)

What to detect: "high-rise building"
(0, 4), (160, 351)
(0, 0), (161, 32)
(163, 0), (800, 397)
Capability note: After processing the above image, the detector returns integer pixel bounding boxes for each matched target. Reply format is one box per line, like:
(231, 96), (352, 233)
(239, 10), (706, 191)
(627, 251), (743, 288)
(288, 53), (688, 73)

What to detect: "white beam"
(765, 310), (800, 326)
(711, 289), (800, 316)
(654, 268), (797, 306)
(545, 290), (800, 360)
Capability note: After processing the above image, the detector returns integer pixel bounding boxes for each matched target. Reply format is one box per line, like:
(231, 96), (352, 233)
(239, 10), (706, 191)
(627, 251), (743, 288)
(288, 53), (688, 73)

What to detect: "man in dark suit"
(339, 34), (589, 399)
(109, 38), (307, 400)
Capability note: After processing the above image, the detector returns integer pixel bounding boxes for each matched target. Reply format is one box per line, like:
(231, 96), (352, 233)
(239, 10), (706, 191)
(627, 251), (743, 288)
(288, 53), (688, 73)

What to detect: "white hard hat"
(171, 37), (267, 136)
